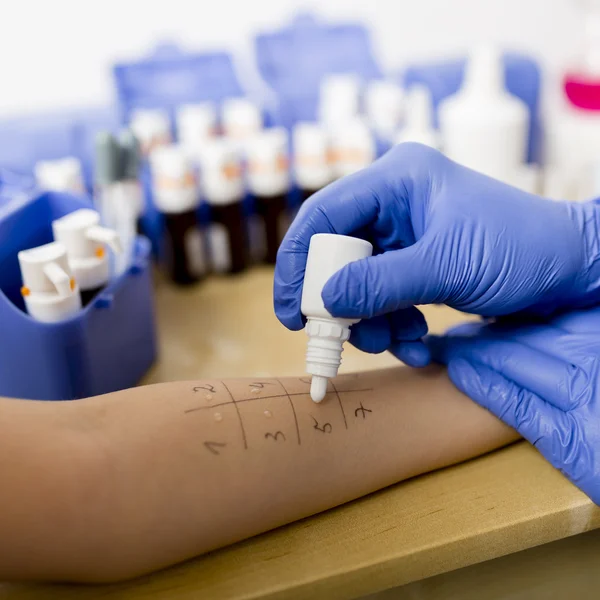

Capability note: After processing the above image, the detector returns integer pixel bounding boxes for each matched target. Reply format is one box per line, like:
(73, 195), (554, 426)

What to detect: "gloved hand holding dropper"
(274, 143), (600, 366)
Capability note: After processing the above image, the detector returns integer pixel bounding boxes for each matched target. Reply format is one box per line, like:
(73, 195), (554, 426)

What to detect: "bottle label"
(208, 223), (232, 273)
(184, 227), (206, 277)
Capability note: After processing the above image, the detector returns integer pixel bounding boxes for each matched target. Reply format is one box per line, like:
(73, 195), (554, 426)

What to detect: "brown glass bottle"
(300, 187), (321, 204)
(254, 193), (288, 265)
(207, 201), (249, 274)
(163, 209), (206, 285)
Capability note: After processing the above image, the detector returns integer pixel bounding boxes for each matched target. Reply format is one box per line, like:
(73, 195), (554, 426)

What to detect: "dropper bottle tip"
(310, 375), (329, 403)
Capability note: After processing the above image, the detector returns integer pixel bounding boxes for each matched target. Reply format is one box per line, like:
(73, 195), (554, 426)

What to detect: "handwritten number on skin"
(265, 431), (286, 442)
(250, 382), (274, 391)
(204, 441), (227, 455)
(194, 384), (217, 394)
(354, 402), (372, 420)
(311, 416), (333, 433)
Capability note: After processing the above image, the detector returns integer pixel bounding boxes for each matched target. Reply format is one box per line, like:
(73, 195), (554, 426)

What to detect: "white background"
(0, 0), (588, 117)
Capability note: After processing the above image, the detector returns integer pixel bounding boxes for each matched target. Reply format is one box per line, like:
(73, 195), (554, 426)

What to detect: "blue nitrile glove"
(427, 309), (600, 505)
(274, 143), (600, 367)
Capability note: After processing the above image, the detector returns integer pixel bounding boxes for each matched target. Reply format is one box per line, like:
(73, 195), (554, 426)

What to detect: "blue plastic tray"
(0, 184), (156, 400)
(255, 13), (382, 127)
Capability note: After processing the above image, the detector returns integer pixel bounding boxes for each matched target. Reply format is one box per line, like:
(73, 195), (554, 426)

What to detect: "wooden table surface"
(2, 267), (600, 599)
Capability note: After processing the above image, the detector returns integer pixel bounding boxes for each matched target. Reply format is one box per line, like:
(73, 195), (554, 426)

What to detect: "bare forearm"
(0, 367), (518, 582)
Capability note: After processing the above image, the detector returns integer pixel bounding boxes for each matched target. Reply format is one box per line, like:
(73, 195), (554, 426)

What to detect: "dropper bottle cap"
(95, 132), (120, 186)
(300, 233), (373, 402)
(292, 122), (333, 190)
(118, 129), (141, 180)
(18, 242), (81, 323)
(197, 137), (245, 205)
(395, 85), (440, 149)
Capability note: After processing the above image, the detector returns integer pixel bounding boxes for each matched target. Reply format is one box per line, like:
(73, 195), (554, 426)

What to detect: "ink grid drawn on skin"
(185, 377), (373, 456)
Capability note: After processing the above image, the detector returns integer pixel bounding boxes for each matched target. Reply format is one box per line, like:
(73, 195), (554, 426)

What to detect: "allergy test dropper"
(300, 233), (373, 402)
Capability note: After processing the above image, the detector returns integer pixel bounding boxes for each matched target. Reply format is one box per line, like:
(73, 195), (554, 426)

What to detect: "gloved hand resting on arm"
(427, 309), (600, 505)
(274, 143), (600, 367)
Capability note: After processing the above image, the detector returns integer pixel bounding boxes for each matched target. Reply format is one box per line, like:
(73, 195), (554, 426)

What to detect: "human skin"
(0, 366), (518, 583)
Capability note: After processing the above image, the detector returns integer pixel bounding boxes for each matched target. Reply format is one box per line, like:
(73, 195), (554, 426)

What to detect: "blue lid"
(255, 13), (381, 96)
(113, 43), (245, 122)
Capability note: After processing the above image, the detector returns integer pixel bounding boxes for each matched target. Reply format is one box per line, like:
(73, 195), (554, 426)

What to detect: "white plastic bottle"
(129, 109), (172, 156)
(438, 46), (529, 179)
(18, 242), (81, 323)
(176, 102), (217, 151)
(365, 79), (405, 141)
(330, 118), (376, 179)
(221, 98), (263, 151)
(301, 233), (373, 403)
(394, 85), (440, 150)
(318, 74), (362, 127)
(292, 122), (334, 203)
(52, 209), (122, 305)
(35, 157), (86, 195)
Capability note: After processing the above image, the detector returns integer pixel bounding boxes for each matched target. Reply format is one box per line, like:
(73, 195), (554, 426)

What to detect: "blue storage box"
(0, 185), (156, 400)
(254, 13), (382, 128)
(402, 54), (541, 163)
(0, 106), (120, 190)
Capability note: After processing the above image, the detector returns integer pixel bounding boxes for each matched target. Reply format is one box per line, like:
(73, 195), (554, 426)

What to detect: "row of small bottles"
(132, 95), (382, 285)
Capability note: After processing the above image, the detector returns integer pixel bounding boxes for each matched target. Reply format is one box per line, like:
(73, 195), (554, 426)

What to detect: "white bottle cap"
(395, 85), (440, 150)
(52, 208), (121, 292)
(292, 122), (334, 191)
(438, 45), (529, 174)
(365, 80), (405, 140)
(222, 98), (263, 141)
(149, 145), (199, 214)
(176, 102), (217, 148)
(130, 109), (172, 155)
(300, 233), (373, 402)
(198, 137), (245, 206)
(18, 242), (81, 323)
(246, 127), (290, 197)
(330, 118), (376, 178)
(319, 74), (361, 126)
(34, 157), (85, 194)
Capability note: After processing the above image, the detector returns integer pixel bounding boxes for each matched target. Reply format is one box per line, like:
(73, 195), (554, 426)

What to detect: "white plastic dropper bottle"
(438, 45), (529, 179)
(394, 85), (440, 149)
(301, 233), (373, 403)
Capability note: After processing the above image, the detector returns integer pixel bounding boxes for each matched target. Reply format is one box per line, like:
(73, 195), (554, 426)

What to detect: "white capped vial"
(34, 157), (85, 195)
(395, 85), (440, 150)
(176, 102), (217, 149)
(130, 109), (172, 156)
(300, 233), (373, 402)
(150, 145), (206, 284)
(330, 118), (376, 179)
(198, 138), (249, 274)
(18, 242), (82, 323)
(52, 209), (121, 305)
(318, 74), (362, 127)
(292, 122), (334, 199)
(365, 79), (405, 140)
(222, 98), (263, 145)
(246, 127), (290, 198)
